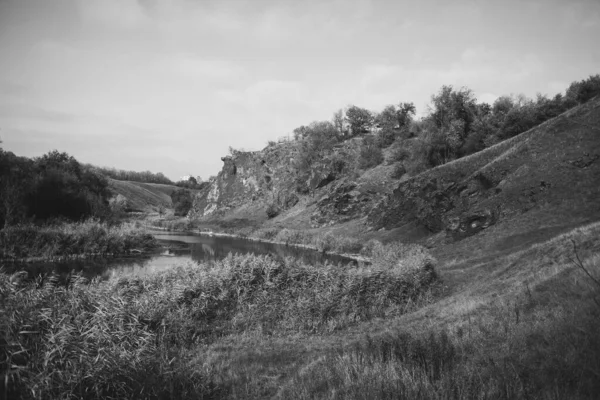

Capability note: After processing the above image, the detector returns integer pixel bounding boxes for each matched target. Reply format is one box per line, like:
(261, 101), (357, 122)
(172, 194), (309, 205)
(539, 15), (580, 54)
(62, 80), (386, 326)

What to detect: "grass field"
(108, 179), (182, 212)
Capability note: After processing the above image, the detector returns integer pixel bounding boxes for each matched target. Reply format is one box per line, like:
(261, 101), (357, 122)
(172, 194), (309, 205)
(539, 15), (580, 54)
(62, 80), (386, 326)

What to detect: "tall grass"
(0, 220), (157, 260)
(275, 227), (600, 400)
(279, 297), (600, 399)
(253, 228), (365, 255)
(128, 251), (438, 341)
(1, 249), (438, 398)
(0, 272), (216, 399)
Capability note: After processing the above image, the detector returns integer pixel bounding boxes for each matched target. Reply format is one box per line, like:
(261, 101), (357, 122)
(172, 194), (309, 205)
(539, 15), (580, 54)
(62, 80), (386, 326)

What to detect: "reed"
(0, 220), (157, 260)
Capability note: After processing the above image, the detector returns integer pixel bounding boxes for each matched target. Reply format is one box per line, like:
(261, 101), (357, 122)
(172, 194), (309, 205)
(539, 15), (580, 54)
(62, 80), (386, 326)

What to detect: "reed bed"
(1, 246), (438, 399)
(0, 220), (157, 260)
(0, 273), (215, 399)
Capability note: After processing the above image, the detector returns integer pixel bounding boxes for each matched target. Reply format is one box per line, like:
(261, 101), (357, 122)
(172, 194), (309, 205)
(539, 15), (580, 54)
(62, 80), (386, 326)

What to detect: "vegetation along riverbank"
(0, 220), (157, 262)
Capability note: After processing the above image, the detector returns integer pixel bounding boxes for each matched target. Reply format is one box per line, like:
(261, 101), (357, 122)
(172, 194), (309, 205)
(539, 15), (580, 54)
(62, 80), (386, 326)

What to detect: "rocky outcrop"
(189, 144), (303, 218)
(310, 179), (378, 227)
(189, 138), (364, 220)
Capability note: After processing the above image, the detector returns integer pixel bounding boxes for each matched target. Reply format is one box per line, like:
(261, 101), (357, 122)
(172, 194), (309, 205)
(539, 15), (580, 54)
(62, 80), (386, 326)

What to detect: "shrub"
(171, 188), (193, 216)
(359, 136), (384, 169)
(274, 228), (311, 245)
(265, 203), (280, 219)
(359, 239), (382, 257)
(389, 143), (410, 164)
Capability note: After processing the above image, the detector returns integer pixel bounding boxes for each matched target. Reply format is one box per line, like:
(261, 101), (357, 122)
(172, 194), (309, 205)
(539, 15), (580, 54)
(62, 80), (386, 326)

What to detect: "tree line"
(0, 150), (111, 228)
(288, 74), (600, 186)
(85, 165), (174, 185)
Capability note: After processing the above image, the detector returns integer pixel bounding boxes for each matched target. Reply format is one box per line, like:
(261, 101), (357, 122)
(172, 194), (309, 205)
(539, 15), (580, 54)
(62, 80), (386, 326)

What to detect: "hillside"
(189, 96), (600, 245)
(108, 179), (180, 212)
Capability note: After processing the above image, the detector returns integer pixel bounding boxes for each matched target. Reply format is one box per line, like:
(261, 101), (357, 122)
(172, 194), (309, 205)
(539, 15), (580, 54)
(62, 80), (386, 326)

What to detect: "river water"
(5, 231), (357, 281)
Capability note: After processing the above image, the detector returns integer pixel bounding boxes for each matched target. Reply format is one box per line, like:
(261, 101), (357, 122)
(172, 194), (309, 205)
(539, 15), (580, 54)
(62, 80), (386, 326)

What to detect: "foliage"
(0, 150), (111, 227)
(359, 136), (384, 169)
(171, 188), (193, 216)
(108, 194), (131, 219)
(389, 141), (411, 164)
(293, 121), (341, 183)
(175, 180), (207, 189)
(397, 102), (417, 130)
(85, 164), (173, 185)
(566, 74), (600, 104)
(332, 108), (347, 136)
(265, 203), (280, 219)
(0, 271), (216, 399)
(346, 105), (374, 136)
(0, 220), (157, 260)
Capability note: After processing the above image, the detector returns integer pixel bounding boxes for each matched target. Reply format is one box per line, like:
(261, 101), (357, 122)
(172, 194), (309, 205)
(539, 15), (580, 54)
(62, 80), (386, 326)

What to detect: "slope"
(108, 179), (180, 212)
(368, 95), (600, 251)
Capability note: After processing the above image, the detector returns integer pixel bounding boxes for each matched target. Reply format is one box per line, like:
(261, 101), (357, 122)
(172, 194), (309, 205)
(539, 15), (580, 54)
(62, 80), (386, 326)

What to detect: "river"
(5, 231), (358, 282)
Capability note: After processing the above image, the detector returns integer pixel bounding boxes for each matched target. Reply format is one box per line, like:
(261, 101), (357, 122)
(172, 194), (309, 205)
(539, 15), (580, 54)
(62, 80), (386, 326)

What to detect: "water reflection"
(3, 232), (357, 281)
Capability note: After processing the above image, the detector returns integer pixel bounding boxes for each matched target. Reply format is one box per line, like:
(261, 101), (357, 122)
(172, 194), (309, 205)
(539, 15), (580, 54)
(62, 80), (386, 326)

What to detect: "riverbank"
(143, 218), (373, 263)
(0, 220), (158, 262)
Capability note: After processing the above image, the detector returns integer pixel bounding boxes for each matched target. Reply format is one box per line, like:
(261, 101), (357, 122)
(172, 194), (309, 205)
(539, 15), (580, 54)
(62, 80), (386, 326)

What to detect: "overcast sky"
(1, 0), (598, 180)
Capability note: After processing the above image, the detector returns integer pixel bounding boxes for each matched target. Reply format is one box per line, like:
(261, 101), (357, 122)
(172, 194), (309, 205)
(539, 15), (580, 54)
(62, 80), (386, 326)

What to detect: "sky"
(0, 0), (599, 181)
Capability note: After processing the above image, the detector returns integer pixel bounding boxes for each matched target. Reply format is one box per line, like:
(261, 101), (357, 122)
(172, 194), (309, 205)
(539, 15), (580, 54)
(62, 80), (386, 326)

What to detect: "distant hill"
(108, 179), (181, 212)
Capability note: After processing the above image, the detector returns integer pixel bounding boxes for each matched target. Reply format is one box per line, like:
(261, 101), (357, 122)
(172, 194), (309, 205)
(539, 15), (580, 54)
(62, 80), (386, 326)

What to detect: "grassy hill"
(107, 179), (180, 212)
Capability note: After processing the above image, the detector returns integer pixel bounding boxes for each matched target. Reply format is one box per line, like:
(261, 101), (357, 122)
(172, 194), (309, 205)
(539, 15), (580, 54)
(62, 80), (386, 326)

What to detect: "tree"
(397, 102), (416, 130)
(566, 74), (600, 104)
(345, 105), (373, 136)
(0, 150), (32, 227)
(332, 109), (346, 137)
(375, 105), (399, 147)
(293, 125), (309, 140)
(426, 86), (478, 162)
(171, 188), (193, 217)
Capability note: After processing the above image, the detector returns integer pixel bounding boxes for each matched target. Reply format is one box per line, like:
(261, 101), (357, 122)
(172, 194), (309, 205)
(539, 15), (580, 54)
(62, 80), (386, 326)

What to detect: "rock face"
(189, 144), (304, 218)
(368, 97), (600, 241)
(310, 179), (377, 227)
(189, 138), (367, 221)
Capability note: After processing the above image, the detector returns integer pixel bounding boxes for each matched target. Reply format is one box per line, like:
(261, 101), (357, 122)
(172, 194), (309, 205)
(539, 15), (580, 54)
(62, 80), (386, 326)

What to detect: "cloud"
(0, 103), (76, 123)
(164, 55), (246, 81)
(77, 0), (151, 29)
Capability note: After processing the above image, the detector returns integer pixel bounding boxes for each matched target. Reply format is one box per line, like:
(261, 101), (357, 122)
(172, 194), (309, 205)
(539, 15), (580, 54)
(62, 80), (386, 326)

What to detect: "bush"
(274, 228), (311, 245)
(265, 203), (280, 219)
(389, 143), (410, 164)
(315, 232), (336, 253)
(171, 188), (193, 216)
